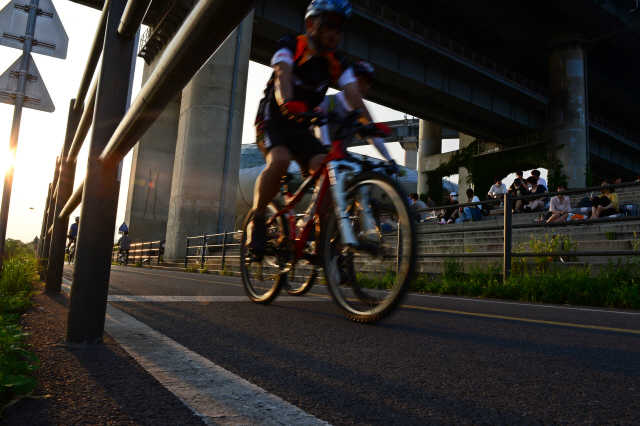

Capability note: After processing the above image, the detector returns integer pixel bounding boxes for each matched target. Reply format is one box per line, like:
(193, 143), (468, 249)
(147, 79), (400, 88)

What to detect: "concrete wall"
(164, 12), (254, 260)
(124, 50), (180, 243)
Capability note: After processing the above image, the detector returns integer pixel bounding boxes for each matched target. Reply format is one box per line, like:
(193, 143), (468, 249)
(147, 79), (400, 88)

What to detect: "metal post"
(46, 100), (83, 293)
(147, 242), (150, 265)
(184, 237), (189, 268)
(221, 231), (227, 267)
(38, 184), (51, 258)
(41, 156), (61, 278)
(200, 235), (206, 268)
(66, 0), (136, 344)
(0, 0), (41, 269)
(503, 193), (512, 282)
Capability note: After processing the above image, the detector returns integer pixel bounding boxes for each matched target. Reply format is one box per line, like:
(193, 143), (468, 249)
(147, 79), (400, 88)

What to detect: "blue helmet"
(305, 0), (352, 21)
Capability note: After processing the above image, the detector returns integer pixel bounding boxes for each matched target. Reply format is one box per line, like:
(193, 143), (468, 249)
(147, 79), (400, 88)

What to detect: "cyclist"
(118, 231), (132, 265)
(316, 60), (395, 165)
(66, 216), (79, 253)
(251, 0), (391, 258)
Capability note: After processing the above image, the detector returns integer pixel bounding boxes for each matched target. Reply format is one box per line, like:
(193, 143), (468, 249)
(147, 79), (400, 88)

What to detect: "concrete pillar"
(124, 57), (180, 243)
(403, 149), (417, 169)
(164, 12), (253, 260)
(457, 133), (475, 196)
(549, 32), (588, 188)
(416, 120), (442, 195)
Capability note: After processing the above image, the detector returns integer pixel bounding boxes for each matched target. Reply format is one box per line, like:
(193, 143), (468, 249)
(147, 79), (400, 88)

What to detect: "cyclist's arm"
(343, 82), (373, 123)
(273, 62), (294, 106)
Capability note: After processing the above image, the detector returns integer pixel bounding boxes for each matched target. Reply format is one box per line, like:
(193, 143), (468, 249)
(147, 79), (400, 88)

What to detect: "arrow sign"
(118, 222), (128, 234)
(0, 53), (54, 112)
(0, 0), (68, 59)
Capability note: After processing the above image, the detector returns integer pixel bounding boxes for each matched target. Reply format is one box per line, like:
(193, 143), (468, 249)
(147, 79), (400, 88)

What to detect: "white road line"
(61, 278), (329, 426)
(406, 292), (640, 316)
(61, 282), (326, 303)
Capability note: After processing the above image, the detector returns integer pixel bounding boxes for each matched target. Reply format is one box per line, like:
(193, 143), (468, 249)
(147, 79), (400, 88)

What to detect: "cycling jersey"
(69, 223), (78, 237)
(255, 34), (356, 170)
(257, 34), (356, 126)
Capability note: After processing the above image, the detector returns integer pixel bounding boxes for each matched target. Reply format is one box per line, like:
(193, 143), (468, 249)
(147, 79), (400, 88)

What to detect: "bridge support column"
(416, 120), (442, 195)
(549, 32), (588, 188)
(403, 149), (417, 169)
(457, 134), (475, 196)
(124, 59), (180, 244)
(164, 13), (253, 260)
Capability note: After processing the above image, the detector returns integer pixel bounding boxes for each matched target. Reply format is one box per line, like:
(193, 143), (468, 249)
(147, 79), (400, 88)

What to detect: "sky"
(0, 0), (543, 243)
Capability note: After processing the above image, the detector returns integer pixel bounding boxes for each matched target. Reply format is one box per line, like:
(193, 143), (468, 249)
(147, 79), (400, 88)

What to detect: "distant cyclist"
(118, 231), (132, 264)
(251, 0), (391, 259)
(66, 216), (79, 253)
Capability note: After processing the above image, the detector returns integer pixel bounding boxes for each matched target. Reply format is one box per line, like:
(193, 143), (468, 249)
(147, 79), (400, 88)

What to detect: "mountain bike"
(240, 111), (416, 323)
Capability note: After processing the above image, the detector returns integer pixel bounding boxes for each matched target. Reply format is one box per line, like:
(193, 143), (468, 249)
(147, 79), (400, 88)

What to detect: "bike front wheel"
(321, 172), (416, 323)
(240, 204), (287, 304)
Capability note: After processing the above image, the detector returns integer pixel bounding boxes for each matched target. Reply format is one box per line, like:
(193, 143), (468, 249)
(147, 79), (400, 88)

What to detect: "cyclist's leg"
(253, 121), (292, 255)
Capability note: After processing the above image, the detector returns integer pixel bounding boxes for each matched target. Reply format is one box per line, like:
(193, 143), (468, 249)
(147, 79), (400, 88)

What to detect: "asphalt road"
(64, 265), (640, 425)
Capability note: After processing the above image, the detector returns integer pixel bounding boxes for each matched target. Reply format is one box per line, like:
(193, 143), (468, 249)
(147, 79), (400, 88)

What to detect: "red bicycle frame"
(268, 139), (347, 260)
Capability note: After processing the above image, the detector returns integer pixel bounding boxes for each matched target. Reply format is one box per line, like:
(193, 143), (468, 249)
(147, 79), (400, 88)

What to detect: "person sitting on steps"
(523, 176), (548, 212)
(509, 178), (530, 213)
(590, 180), (619, 219)
(455, 188), (482, 223)
(545, 183), (571, 222)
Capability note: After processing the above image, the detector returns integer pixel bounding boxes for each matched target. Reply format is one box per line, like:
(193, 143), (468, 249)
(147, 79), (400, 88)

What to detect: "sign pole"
(0, 0), (40, 269)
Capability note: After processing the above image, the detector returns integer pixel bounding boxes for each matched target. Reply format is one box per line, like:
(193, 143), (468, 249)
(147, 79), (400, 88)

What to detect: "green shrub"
(0, 256), (41, 416)
(199, 267), (208, 274)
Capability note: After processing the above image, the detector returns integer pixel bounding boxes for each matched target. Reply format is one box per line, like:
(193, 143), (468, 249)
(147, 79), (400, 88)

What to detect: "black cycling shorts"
(257, 119), (328, 176)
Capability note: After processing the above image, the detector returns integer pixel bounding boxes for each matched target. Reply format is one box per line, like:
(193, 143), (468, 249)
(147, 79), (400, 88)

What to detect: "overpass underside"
(68, 0), (640, 248)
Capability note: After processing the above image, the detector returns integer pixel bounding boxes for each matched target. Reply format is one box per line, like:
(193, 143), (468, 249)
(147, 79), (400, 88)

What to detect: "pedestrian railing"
(184, 231), (242, 268)
(112, 240), (164, 266)
(414, 181), (640, 281)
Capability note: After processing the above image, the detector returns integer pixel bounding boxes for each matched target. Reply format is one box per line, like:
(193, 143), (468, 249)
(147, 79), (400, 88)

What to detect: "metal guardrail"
(351, 0), (549, 101)
(184, 231), (242, 268)
(413, 181), (640, 281)
(112, 240), (163, 266)
(589, 112), (640, 148)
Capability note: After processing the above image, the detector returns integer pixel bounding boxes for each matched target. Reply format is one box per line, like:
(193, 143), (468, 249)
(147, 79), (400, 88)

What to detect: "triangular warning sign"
(0, 54), (54, 112)
(0, 0), (69, 59)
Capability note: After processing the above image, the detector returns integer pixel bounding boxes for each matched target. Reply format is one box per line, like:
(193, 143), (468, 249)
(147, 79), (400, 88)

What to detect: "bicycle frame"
(268, 138), (365, 262)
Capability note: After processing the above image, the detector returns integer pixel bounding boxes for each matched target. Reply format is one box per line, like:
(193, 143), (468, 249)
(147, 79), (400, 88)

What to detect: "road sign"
(118, 222), (128, 234)
(0, 0), (68, 59)
(0, 53), (54, 112)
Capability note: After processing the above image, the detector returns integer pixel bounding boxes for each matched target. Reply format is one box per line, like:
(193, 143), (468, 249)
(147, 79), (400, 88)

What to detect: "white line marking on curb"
(62, 279), (330, 426)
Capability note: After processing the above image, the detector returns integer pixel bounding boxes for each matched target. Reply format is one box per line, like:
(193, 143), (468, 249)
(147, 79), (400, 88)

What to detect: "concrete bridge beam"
(124, 57), (180, 244)
(417, 120), (442, 195)
(549, 32), (588, 188)
(164, 11), (254, 260)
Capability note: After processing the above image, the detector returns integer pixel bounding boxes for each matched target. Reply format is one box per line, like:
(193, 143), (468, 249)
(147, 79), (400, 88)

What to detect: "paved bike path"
(64, 265), (640, 425)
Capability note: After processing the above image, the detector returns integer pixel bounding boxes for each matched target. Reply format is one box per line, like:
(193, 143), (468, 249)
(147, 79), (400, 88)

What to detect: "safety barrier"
(414, 181), (640, 281)
(112, 240), (163, 266)
(184, 231), (242, 268)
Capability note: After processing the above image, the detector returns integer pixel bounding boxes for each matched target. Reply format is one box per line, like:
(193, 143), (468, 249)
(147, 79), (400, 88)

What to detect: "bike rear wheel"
(240, 204), (287, 303)
(321, 172), (416, 323)
(282, 260), (318, 295)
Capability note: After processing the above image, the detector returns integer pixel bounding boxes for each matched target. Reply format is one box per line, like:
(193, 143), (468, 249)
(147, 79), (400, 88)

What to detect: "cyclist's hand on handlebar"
(386, 159), (399, 176)
(372, 122), (392, 137)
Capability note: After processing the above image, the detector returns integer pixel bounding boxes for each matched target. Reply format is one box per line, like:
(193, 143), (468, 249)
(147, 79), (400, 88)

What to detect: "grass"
(183, 265), (198, 273)
(199, 267), (209, 274)
(0, 255), (41, 417)
(220, 263), (234, 276)
(352, 232), (640, 310)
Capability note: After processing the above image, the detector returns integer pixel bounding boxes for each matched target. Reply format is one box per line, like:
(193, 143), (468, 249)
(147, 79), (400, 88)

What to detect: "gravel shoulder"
(2, 288), (205, 426)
